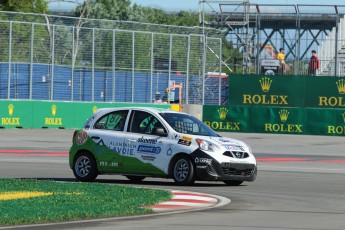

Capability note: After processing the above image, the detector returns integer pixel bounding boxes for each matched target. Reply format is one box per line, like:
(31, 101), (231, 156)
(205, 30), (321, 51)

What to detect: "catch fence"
(0, 11), (226, 105)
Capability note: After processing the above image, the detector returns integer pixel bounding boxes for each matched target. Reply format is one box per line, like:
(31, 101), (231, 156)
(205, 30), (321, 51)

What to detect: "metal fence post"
(132, 31), (135, 103)
(8, 21), (12, 99)
(219, 38), (222, 105)
(50, 25), (55, 100)
(30, 23), (34, 100)
(186, 35), (191, 104)
(296, 8), (301, 76)
(92, 28), (95, 102)
(112, 29), (116, 102)
(150, 33), (154, 103)
(334, 13), (339, 77)
(202, 35), (206, 105)
(169, 34), (173, 86)
(71, 27), (75, 101)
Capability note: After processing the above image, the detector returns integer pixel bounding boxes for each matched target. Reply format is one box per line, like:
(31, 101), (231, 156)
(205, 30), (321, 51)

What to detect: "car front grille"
(221, 167), (254, 176)
(221, 163), (256, 177)
(223, 151), (249, 159)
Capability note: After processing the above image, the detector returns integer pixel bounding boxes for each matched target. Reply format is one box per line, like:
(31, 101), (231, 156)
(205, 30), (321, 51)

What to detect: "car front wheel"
(73, 152), (98, 182)
(172, 156), (195, 186)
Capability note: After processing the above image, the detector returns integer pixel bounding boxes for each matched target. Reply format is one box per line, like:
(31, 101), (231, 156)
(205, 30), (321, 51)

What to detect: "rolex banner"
(250, 107), (305, 134)
(203, 106), (251, 133)
(229, 75), (345, 108)
(0, 101), (32, 128)
(203, 105), (345, 136)
(229, 75), (305, 107)
(305, 77), (345, 108)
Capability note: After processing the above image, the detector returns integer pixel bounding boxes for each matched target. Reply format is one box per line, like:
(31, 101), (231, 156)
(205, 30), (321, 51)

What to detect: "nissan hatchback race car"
(69, 107), (257, 186)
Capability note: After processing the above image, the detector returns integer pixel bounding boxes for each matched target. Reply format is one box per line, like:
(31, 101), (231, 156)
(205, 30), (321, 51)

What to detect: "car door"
(122, 109), (170, 176)
(88, 109), (130, 173)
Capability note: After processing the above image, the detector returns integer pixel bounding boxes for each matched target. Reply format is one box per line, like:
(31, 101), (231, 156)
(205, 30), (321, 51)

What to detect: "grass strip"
(0, 178), (172, 226)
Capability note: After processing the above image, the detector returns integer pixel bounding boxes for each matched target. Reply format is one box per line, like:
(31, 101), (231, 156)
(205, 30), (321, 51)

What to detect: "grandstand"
(318, 16), (345, 76)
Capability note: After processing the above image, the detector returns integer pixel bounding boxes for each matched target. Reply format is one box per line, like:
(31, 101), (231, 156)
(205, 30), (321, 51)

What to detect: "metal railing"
(199, 1), (345, 76)
(0, 11), (225, 105)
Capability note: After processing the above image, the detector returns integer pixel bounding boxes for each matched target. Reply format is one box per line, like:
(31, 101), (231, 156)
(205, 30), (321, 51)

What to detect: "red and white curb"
(149, 190), (229, 212)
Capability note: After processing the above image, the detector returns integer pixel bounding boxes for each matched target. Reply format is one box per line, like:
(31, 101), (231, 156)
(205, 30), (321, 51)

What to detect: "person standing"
(308, 50), (320, 76)
(277, 48), (285, 75)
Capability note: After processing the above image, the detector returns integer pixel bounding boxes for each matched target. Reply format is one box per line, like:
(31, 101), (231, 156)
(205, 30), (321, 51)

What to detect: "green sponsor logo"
(204, 107), (241, 131)
(318, 79), (345, 107)
(44, 104), (63, 126)
(265, 109), (303, 133)
(1, 104), (20, 126)
(242, 77), (289, 105)
(327, 112), (345, 135)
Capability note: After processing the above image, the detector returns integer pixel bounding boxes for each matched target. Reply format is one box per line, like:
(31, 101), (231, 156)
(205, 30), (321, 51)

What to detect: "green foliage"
(0, 0), (48, 13)
(0, 179), (172, 226)
(76, 0), (131, 21)
(221, 38), (243, 74)
(129, 5), (199, 26)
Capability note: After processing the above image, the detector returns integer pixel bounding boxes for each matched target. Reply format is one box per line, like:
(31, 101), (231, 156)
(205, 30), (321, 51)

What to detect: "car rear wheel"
(73, 152), (98, 182)
(125, 175), (146, 182)
(172, 156), (195, 185)
(223, 180), (243, 186)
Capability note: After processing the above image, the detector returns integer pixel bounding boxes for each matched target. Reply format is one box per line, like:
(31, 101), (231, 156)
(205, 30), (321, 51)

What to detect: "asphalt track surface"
(0, 129), (345, 230)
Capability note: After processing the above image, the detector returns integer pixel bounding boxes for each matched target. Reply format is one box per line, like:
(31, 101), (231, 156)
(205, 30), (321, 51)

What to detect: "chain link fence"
(0, 11), (225, 105)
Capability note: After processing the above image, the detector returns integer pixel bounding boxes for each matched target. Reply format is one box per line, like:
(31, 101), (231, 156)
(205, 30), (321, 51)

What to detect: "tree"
(221, 38), (242, 74)
(0, 0), (48, 13)
(79, 0), (132, 21)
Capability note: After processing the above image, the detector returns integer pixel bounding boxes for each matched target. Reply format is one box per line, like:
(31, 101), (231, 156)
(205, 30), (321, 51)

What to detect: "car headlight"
(196, 139), (220, 152)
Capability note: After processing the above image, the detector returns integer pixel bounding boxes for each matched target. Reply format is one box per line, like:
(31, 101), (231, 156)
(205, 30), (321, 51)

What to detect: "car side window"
(129, 110), (166, 135)
(94, 110), (128, 131)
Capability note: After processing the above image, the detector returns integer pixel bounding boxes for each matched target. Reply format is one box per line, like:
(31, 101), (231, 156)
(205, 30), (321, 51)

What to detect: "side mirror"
(153, 127), (167, 137)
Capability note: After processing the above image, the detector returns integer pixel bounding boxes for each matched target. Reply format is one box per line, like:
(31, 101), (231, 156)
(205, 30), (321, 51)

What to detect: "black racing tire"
(172, 156), (195, 186)
(73, 152), (98, 182)
(125, 175), (146, 182)
(223, 180), (243, 186)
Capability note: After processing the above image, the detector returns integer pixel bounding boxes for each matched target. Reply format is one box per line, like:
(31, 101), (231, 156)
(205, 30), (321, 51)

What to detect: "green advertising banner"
(229, 75), (305, 107)
(250, 107), (306, 135)
(203, 105), (345, 136)
(229, 75), (345, 109)
(306, 108), (345, 136)
(32, 101), (76, 128)
(0, 101), (33, 128)
(203, 105), (251, 133)
(304, 77), (345, 108)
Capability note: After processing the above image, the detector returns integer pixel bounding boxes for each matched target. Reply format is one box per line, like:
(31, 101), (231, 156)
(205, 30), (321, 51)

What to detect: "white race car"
(69, 107), (257, 186)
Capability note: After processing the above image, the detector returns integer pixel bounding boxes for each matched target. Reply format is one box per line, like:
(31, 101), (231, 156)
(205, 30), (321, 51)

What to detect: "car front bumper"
(191, 149), (257, 182)
(196, 162), (257, 182)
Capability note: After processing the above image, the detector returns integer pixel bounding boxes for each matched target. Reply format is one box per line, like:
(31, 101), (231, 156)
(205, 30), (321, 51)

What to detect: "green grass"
(0, 178), (172, 226)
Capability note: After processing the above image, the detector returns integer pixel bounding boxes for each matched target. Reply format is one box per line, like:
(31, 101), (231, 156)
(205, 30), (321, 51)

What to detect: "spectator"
(277, 48), (285, 75)
(153, 92), (162, 103)
(308, 50), (320, 76)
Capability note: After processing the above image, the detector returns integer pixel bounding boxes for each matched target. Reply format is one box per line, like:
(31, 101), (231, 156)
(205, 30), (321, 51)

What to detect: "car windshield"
(159, 112), (219, 137)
